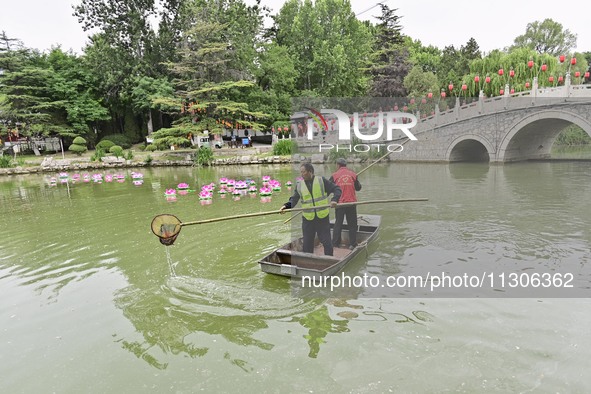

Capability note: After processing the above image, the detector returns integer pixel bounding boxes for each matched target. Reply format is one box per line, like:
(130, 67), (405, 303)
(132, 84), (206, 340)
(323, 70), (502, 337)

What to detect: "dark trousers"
(332, 206), (358, 247)
(302, 216), (333, 256)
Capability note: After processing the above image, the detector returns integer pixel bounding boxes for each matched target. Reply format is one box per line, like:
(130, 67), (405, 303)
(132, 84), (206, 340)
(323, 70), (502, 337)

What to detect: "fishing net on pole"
(151, 214), (182, 246)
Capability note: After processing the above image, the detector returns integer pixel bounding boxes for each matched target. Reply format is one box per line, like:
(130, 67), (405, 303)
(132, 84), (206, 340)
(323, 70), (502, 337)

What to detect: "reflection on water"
(448, 162), (490, 182)
(113, 273), (322, 368)
(289, 306), (349, 358)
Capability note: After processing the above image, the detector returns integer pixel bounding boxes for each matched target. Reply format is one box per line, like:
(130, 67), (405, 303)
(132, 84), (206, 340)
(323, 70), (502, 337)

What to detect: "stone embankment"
(0, 154), (298, 176)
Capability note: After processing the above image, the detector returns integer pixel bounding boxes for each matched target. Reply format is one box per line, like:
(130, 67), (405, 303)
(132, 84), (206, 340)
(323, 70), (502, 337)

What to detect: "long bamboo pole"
(283, 138), (412, 224)
(180, 198), (427, 227)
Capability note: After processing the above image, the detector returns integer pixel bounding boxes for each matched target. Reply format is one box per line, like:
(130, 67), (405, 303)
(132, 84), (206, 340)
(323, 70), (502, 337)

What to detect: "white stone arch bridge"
(394, 84), (591, 163)
(294, 83), (591, 163)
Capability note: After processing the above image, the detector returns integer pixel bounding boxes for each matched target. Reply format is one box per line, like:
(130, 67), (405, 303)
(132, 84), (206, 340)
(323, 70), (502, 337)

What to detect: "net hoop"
(151, 214), (182, 246)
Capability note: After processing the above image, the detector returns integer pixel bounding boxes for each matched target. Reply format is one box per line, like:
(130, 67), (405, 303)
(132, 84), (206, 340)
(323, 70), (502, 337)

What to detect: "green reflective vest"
(297, 176), (330, 220)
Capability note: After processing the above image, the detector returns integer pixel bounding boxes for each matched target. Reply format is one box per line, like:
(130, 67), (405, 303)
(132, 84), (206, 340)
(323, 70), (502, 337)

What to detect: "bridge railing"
(414, 83), (591, 132)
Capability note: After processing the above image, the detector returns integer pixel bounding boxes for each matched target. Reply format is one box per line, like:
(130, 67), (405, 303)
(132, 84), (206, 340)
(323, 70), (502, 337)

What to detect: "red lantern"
(541, 64), (547, 72)
(461, 84), (467, 91)
(448, 83), (454, 91)
(558, 76), (564, 83)
(571, 58), (577, 65)
(421, 98), (427, 104)
(441, 91), (446, 98)
(586, 72), (590, 79)
(559, 55), (566, 63)
(575, 71), (581, 78)
(474, 75), (480, 83)
(271, 127), (275, 132)
(528, 60), (534, 69)
(525, 82), (530, 88)
(410, 98), (415, 104)
(509, 69), (515, 77)
(427, 92), (433, 98)
(485, 76), (491, 83)
(510, 88), (515, 94)
(548, 76), (554, 83)
(499, 89), (504, 95)
(498, 68), (504, 76)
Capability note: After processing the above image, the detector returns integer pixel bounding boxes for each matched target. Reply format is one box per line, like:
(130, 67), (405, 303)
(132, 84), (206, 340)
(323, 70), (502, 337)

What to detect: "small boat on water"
(259, 214), (381, 278)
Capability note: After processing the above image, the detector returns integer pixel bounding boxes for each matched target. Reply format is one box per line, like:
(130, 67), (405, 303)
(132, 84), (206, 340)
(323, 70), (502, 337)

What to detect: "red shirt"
(331, 167), (358, 203)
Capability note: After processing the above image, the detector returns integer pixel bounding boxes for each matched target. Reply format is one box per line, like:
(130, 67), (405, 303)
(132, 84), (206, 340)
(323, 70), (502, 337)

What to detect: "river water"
(1, 161), (590, 392)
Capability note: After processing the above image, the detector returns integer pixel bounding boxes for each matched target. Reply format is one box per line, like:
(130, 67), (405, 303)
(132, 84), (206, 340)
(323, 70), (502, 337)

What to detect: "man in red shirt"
(330, 158), (362, 249)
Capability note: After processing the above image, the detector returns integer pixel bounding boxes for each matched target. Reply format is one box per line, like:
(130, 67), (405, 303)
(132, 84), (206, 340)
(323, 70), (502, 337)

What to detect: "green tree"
(368, 4), (410, 97)
(403, 65), (439, 99)
(152, 1), (269, 147)
(74, 0), (185, 137)
(273, 0), (373, 96)
(0, 47), (109, 141)
(512, 19), (577, 56)
(405, 37), (441, 74)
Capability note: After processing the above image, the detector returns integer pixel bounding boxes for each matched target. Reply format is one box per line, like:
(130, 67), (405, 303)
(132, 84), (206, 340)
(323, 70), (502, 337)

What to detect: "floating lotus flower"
(177, 183), (189, 190)
(165, 189), (177, 196)
(248, 186), (258, 193)
(83, 174), (91, 183)
(286, 180), (292, 187)
(226, 179), (235, 191)
(219, 177), (228, 185)
(234, 180), (248, 190)
(58, 172), (68, 179)
(218, 187), (228, 194)
(105, 174), (113, 182)
(262, 175), (271, 186)
(249, 180), (256, 185)
(93, 174), (103, 183)
(49, 177), (57, 185)
(133, 180), (143, 186)
(259, 186), (272, 196)
(232, 189), (241, 201)
(268, 180), (281, 191)
(198, 191), (213, 200)
(201, 184), (214, 193)
(131, 172), (143, 179)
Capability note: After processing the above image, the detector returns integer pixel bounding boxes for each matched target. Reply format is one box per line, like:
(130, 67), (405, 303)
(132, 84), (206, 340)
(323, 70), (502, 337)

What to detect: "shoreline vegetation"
(0, 143), (293, 176)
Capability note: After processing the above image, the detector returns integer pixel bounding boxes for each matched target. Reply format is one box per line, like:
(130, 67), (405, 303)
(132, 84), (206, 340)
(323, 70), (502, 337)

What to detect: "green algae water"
(1, 162), (590, 392)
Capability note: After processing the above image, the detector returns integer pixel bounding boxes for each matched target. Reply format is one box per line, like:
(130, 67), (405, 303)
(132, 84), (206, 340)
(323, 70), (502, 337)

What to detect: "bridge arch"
(497, 110), (591, 162)
(446, 134), (495, 162)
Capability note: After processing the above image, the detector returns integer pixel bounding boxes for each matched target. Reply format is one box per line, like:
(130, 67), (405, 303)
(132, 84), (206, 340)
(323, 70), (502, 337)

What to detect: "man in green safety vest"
(280, 162), (342, 256)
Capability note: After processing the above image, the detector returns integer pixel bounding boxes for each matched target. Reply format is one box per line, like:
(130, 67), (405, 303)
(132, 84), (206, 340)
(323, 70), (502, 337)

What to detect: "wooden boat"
(259, 214), (381, 278)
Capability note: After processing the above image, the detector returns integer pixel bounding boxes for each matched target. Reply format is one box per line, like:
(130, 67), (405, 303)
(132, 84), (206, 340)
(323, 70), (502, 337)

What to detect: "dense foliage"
(1, 3), (590, 148)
